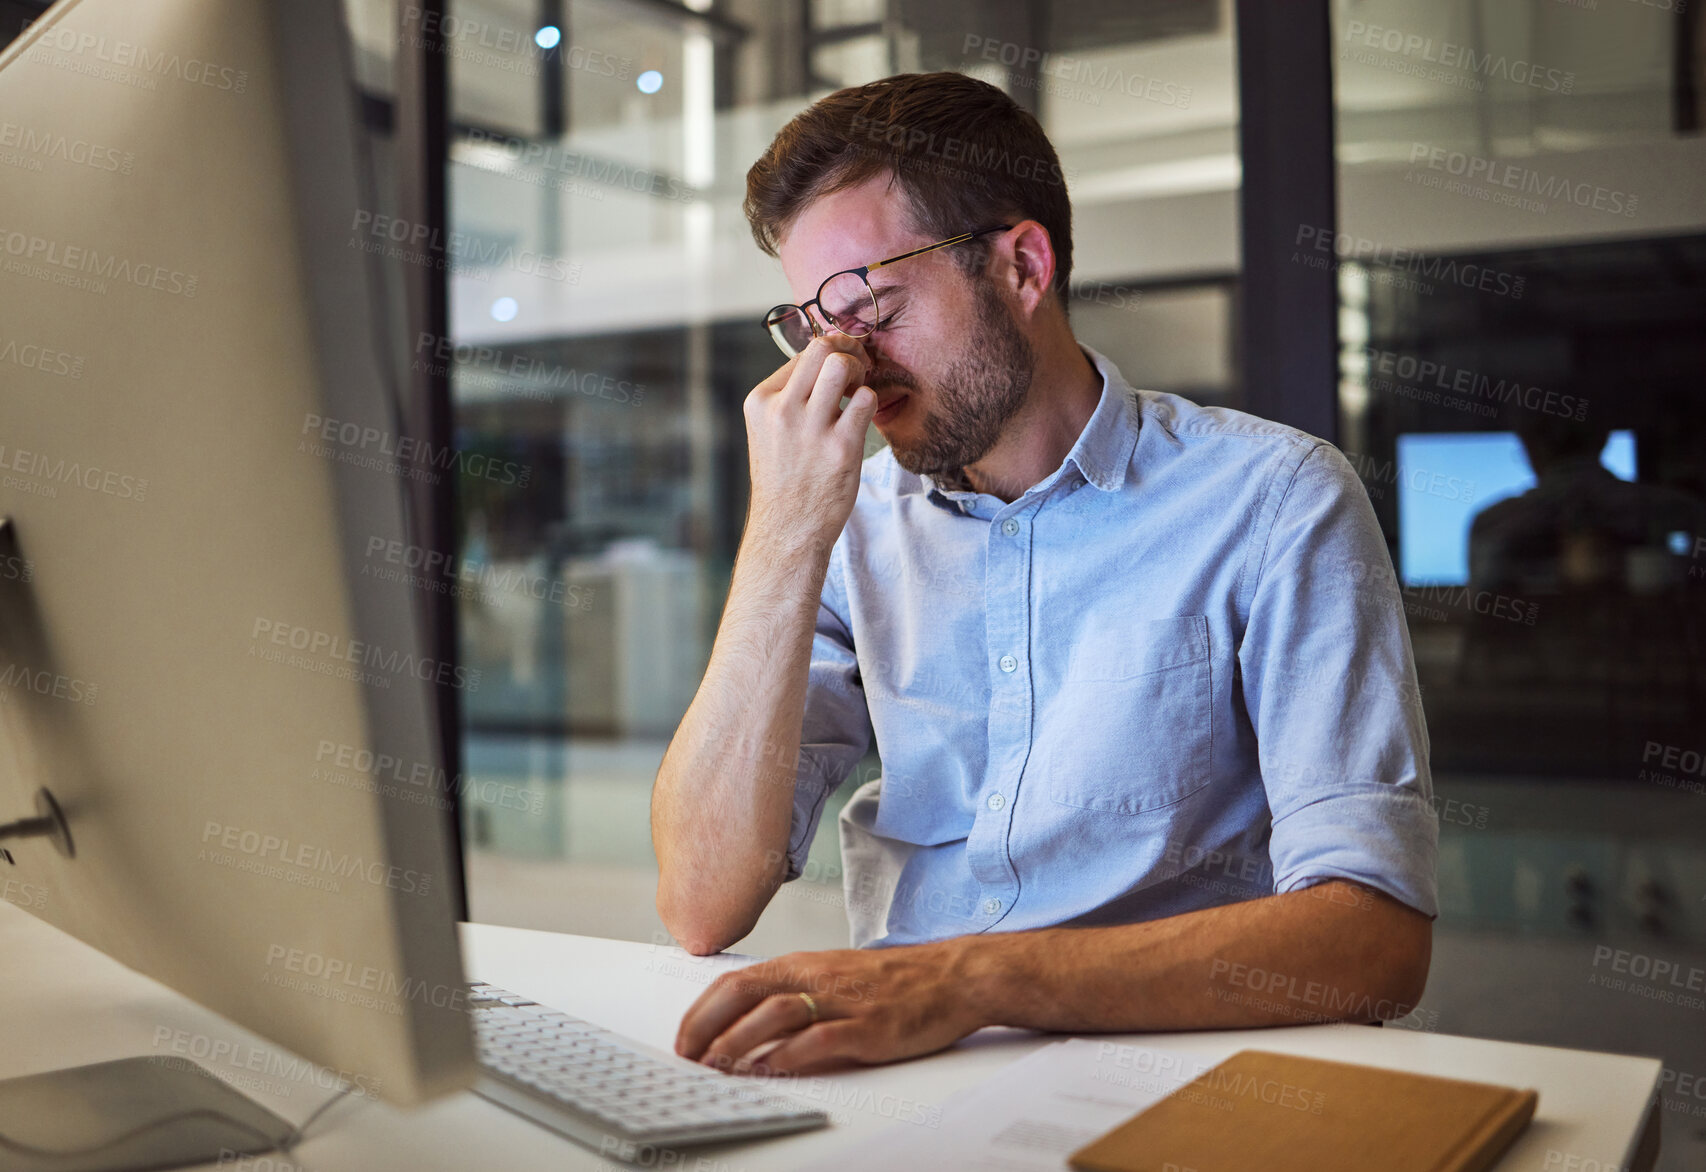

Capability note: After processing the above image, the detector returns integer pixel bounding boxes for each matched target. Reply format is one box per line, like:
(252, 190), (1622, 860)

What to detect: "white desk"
(0, 902), (1663, 1170)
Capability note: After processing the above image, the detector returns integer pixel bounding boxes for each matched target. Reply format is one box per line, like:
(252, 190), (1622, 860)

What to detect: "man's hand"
(674, 941), (985, 1076)
(743, 334), (878, 558)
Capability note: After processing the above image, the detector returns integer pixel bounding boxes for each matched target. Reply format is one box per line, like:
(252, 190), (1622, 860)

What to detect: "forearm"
(950, 882), (1431, 1034)
(651, 530), (832, 952)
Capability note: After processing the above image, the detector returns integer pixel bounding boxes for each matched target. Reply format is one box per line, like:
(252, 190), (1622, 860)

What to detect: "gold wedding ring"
(797, 991), (820, 1024)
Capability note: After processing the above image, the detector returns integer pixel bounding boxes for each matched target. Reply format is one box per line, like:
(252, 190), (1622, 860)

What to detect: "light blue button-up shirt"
(786, 345), (1439, 949)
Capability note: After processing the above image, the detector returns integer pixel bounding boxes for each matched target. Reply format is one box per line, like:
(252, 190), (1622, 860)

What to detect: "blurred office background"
(7, 0), (1691, 1158)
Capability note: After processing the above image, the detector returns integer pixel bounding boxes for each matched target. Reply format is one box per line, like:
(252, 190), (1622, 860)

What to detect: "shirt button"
(998, 655), (1017, 673)
(986, 793), (1006, 811)
(1000, 518), (1020, 536)
(983, 898), (1002, 915)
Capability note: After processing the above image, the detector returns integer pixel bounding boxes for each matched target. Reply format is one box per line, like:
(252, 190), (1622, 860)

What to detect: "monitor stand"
(0, 1057), (296, 1172)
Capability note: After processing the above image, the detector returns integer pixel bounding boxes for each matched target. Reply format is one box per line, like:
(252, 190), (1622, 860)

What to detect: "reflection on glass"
(1397, 429), (1637, 587)
(1331, 0), (1706, 766)
(1463, 427), (1696, 597)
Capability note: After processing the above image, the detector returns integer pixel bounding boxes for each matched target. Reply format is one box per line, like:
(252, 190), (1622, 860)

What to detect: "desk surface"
(0, 902), (1662, 1170)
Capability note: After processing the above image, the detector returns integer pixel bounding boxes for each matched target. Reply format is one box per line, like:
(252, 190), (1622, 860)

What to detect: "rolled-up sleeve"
(1239, 442), (1440, 918)
(784, 541), (874, 882)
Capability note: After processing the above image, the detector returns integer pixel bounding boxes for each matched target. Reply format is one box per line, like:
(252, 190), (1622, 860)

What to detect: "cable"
(0, 1081), (356, 1160)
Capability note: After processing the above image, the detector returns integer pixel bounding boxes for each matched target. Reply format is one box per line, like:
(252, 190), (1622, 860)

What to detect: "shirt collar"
(916, 342), (1140, 507)
(1063, 343), (1141, 493)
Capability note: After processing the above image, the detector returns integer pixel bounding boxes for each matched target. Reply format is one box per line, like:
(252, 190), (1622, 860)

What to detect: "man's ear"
(1001, 220), (1057, 320)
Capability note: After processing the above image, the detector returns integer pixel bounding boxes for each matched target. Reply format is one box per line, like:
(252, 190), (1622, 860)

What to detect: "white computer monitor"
(0, 0), (474, 1159)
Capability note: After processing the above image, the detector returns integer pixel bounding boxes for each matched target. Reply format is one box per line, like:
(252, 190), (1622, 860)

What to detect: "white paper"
(800, 1037), (1239, 1172)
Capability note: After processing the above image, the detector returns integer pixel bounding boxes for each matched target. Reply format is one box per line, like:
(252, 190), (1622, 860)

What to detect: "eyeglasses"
(762, 223), (1012, 359)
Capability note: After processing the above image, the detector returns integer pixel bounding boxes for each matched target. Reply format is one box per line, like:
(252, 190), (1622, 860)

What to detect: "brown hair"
(743, 72), (1073, 304)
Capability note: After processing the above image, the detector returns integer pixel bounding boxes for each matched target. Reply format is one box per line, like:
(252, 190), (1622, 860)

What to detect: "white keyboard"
(466, 981), (829, 1156)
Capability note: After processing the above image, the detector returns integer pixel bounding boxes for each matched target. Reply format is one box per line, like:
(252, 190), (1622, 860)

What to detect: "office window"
(1333, 0), (1706, 775)
(437, 0), (1243, 949)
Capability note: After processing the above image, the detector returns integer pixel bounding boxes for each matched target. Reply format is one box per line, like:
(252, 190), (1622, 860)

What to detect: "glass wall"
(426, 0), (1244, 950)
(1333, 3), (1706, 1166)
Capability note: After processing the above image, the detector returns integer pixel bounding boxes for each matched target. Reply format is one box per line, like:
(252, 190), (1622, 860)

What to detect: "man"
(650, 72), (1436, 1078)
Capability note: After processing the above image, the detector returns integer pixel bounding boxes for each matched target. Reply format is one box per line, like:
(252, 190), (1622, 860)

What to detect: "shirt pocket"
(1045, 614), (1212, 814)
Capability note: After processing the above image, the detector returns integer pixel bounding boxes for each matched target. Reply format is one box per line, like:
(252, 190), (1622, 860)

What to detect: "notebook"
(1068, 1049), (1538, 1172)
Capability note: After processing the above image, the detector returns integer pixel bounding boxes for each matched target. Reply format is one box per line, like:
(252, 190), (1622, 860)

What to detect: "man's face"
(779, 174), (1036, 479)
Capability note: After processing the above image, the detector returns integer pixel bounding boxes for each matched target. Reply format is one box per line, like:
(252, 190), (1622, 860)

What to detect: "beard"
(873, 282), (1036, 481)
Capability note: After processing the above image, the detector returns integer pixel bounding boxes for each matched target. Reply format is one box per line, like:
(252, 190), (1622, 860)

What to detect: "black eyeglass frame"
(761, 223), (1014, 358)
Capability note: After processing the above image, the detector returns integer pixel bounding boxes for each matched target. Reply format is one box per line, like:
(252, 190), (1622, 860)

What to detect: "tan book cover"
(1069, 1049), (1538, 1172)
